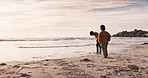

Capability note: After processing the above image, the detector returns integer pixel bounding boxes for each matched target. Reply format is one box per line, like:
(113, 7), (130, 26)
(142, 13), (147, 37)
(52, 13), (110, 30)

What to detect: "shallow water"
(0, 37), (147, 61)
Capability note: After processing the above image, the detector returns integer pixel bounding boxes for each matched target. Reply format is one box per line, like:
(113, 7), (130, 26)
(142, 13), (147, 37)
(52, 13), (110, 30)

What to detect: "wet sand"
(0, 44), (148, 78)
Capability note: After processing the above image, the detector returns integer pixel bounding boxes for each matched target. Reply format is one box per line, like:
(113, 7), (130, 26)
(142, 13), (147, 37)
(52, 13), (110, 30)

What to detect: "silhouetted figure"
(98, 25), (111, 58)
(90, 31), (101, 54)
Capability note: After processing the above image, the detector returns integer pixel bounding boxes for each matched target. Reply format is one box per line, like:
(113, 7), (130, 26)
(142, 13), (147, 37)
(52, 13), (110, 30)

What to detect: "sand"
(0, 44), (148, 78)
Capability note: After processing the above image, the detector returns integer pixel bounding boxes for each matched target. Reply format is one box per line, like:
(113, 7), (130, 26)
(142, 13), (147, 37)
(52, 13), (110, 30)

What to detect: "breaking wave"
(0, 37), (94, 42)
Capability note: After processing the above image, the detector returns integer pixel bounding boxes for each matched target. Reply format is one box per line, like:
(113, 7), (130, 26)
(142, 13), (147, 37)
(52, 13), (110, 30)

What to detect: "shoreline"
(0, 44), (148, 78)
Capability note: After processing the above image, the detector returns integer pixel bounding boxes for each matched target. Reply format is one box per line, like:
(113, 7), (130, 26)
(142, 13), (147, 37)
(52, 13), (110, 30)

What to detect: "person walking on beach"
(98, 25), (111, 58)
(90, 31), (101, 54)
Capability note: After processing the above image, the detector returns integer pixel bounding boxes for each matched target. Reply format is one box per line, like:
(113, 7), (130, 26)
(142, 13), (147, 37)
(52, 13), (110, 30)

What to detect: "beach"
(0, 0), (147, 78)
(0, 44), (147, 78)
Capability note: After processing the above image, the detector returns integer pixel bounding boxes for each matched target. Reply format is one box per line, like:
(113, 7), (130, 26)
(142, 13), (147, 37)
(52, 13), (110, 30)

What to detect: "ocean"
(0, 37), (147, 61)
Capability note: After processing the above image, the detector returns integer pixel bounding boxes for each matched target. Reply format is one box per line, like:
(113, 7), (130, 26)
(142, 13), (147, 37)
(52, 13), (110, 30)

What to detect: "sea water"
(0, 37), (147, 61)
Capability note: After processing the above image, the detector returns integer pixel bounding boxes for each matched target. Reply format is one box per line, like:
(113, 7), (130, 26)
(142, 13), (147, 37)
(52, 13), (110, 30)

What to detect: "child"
(98, 25), (111, 58)
(90, 31), (101, 54)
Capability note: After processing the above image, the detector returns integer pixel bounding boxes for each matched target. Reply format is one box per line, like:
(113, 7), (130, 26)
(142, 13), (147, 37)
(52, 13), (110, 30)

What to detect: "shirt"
(98, 31), (111, 43)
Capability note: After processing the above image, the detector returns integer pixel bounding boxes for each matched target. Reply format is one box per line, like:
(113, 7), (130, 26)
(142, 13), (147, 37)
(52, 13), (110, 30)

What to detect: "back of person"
(100, 31), (109, 43)
(98, 31), (110, 44)
(94, 32), (98, 38)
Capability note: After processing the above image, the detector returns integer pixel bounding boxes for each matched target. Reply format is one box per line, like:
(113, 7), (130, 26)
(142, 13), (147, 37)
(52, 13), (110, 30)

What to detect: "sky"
(0, 0), (147, 38)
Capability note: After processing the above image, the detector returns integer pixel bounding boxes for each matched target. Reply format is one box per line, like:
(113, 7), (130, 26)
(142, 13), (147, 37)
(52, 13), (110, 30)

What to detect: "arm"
(107, 32), (111, 41)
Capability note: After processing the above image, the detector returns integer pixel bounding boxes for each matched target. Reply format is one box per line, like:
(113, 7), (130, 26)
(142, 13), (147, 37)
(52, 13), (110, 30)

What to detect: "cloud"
(92, 0), (148, 12)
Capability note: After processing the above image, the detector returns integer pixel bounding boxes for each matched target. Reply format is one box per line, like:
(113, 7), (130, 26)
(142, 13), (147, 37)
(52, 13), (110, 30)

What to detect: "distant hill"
(112, 29), (148, 37)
